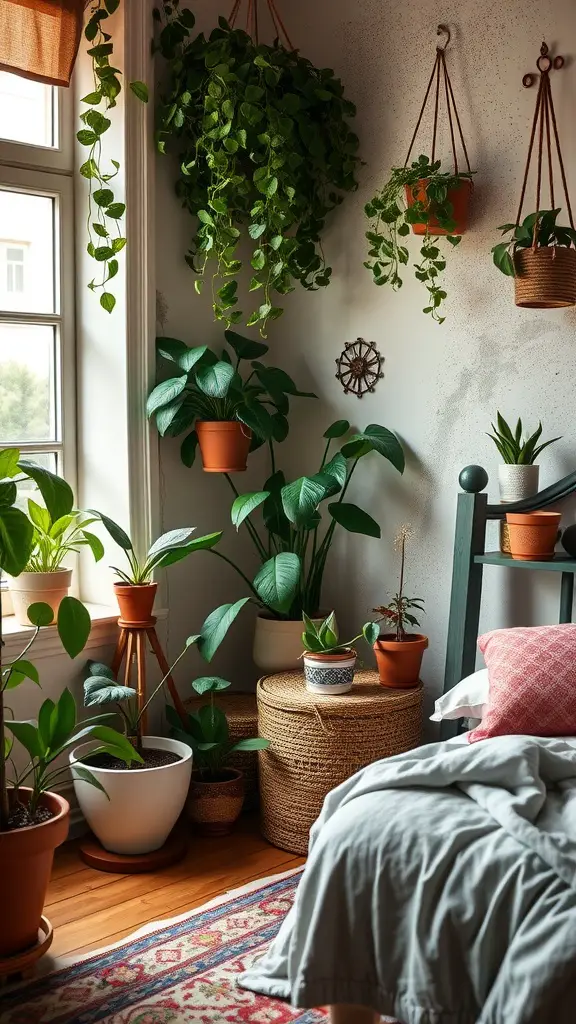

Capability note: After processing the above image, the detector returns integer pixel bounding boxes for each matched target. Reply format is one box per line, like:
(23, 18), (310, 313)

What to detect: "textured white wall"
(156, 1), (576, 720)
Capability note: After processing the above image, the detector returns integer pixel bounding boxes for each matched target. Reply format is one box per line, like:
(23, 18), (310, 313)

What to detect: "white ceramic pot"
(8, 568), (72, 626)
(70, 736), (192, 855)
(498, 464), (540, 503)
(253, 612), (330, 672)
(303, 650), (357, 695)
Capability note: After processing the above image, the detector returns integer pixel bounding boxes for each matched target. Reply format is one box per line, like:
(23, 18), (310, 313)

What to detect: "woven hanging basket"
(514, 247), (576, 308)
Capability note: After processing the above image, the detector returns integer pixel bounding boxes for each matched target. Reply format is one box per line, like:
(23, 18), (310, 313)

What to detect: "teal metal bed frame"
(440, 464), (576, 740)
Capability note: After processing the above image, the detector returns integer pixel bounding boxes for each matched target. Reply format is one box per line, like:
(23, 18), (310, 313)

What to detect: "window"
(0, 74), (75, 488)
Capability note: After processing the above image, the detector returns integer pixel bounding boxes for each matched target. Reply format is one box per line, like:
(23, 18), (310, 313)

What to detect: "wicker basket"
(184, 692), (259, 810)
(257, 670), (423, 855)
(514, 246), (576, 308)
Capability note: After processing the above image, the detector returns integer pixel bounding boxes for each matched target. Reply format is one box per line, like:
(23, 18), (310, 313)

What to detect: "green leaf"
(231, 737), (270, 752)
(253, 553), (301, 615)
(4, 658), (40, 690)
(224, 331), (269, 360)
(91, 511), (132, 551)
(328, 502), (381, 537)
(198, 598), (250, 662)
(195, 360), (235, 398)
(191, 676), (231, 695)
(156, 336), (189, 363)
(198, 209), (215, 226)
(93, 188), (114, 207)
(363, 622), (380, 645)
(6, 720), (43, 758)
(27, 602), (54, 627)
(323, 419), (350, 439)
(0, 507), (34, 575)
(231, 491), (270, 530)
(0, 481), (16, 508)
(70, 764), (111, 798)
(58, 597), (91, 659)
(0, 448), (20, 479)
(153, 532), (222, 568)
(181, 430), (199, 468)
(130, 80), (149, 103)
(147, 528), (195, 560)
(146, 376), (188, 416)
(236, 402), (275, 440)
(106, 203), (126, 219)
(100, 292), (116, 313)
(340, 425), (405, 472)
(18, 461), (74, 521)
(84, 676), (137, 705)
(281, 476), (326, 526)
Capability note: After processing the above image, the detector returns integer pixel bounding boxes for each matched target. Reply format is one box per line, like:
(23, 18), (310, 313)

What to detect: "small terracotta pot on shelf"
(373, 634), (428, 688)
(404, 178), (473, 236)
(303, 648), (357, 695)
(186, 769), (245, 836)
(505, 510), (561, 561)
(513, 247), (576, 308)
(196, 421), (252, 473)
(114, 581), (157, 624)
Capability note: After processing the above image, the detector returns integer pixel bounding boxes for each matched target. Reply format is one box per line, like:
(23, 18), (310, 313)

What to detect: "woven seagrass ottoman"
(257, 670), (423, 855)
(184, 691), (259, 810)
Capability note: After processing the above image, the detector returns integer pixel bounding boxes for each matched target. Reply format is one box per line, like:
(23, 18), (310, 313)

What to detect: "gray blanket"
(239, 736), (576, 1024)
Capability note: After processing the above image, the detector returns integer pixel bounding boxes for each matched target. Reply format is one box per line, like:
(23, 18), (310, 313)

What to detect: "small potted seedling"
(167, 677), (270, 835)
(301, 612), (380, 695)
(373, 525), (427, 687)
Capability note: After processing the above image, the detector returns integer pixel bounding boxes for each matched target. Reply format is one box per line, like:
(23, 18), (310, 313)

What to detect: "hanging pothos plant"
(78, 0), (149, 313)
(153, 1), (360, 335)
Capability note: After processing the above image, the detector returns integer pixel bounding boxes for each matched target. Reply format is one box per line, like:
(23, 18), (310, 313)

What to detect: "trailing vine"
(78, 0), (149, 313)
(154, 1), (360, 336)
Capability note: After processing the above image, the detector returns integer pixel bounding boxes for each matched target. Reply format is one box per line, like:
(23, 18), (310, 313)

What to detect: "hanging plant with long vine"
(78, 0), (149, 313)
(153, 0), (360, 336)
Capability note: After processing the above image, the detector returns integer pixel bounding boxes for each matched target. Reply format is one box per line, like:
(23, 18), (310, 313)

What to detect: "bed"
(238, 465), (576, 1024)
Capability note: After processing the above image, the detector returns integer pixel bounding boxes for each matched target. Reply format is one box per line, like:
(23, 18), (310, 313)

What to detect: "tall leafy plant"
(154, 2), (360, 335)
(79, 0), (149, 313)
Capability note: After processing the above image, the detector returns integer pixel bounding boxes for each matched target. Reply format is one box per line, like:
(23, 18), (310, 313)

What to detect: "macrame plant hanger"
(511, 42), (576, 309)
(228, 0), (294, 48)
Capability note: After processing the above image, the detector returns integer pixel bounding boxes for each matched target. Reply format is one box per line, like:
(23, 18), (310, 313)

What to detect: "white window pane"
(0, 72), (55, 147)
(0, 190), (55, 313)
(0, 324), (56, 443)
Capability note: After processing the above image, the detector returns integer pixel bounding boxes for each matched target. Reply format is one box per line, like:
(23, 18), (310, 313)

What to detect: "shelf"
(475, 552), (576, 573)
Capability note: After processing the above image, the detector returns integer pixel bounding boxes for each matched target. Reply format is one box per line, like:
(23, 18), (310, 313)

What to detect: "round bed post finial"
(459, 465), (488, 493)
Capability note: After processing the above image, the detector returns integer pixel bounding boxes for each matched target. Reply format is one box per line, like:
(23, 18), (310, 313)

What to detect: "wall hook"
(436, 24), (451, 52)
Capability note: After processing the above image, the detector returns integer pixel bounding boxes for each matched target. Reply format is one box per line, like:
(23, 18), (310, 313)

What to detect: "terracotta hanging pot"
(405, 178), (473, 236)
(505, 510), (561, 561)
(114, 581), (157, 624)
(196, 421), (252, 473)
(373, 634), (428, 688)
(513, 247), (576, 308)
(186, 769), (245, 835)
(0, 789), (69, 959)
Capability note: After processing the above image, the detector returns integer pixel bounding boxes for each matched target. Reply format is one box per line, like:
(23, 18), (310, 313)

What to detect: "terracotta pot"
(114, 581), (157, 624)
(303, 649), (357, 695)
(253, 612), (331, 672)
(404, 177), (472, 236)
(0, 789), (69, 958)
(8, 568), (72, 626)
(498, 465), (541, 554)
(505, 511), (561, 561)
(373, 633), (428, 688)
(186, 769), (245, 836)
(196, 421), (252, 473)
(514, 247), (576, 308)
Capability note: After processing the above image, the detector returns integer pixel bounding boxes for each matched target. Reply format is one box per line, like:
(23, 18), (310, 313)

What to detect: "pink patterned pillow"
(468, 624), (576, 743)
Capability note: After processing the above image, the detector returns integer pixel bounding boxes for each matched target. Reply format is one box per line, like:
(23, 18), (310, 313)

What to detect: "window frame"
(0, 81), (74, 173)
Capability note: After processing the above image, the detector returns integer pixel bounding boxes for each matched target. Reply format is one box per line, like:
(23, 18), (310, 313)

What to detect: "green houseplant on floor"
(0, 450), (139, 960)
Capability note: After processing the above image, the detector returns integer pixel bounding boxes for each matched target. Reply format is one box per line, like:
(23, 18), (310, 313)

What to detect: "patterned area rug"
(0, 869), (328, 1024)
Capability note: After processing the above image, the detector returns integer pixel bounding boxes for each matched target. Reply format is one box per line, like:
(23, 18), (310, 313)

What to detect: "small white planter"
(8, 568), (72, 626)
(253, 612), (330, 672)
(303, 649), (357, 695)
(70, 736), (192, 855)
(498, 464), (540, 503)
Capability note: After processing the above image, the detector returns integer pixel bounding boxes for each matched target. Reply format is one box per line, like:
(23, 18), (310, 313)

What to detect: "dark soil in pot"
(7, 802), (54, 831)
(82, 749), (182, 770)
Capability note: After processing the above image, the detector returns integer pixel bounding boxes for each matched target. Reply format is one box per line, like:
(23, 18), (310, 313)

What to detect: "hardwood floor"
(46, 815), (305, 960)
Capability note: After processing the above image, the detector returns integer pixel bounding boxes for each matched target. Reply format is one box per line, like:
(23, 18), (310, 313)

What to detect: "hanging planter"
(492, 43), (576, 308)
(153, 0), (360, 337)
(365, 25), (475, 323)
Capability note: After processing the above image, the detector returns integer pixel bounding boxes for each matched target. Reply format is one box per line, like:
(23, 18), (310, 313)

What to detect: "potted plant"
(492, 209), (576, 308)
(147, 330), (316, 473)
(365, 155), (474, 322)
(487, 411), (561, 503)
(0, 449), (138, 962)
(505, 510), (562, 562)
(373, 525), (427, 688)
(154, 5), (360, 336)
(301, 612), (380, 695)
(75, 597), (250, 852)
(91, 511), (222, 623)
(167, 677), (269, 836)
(8, 502), (104, 626)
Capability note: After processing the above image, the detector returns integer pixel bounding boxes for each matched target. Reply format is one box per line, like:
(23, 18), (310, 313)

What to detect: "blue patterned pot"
(303, 649), (357, 695)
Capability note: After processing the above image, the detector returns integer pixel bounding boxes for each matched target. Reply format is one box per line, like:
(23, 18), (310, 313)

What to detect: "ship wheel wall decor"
(335, 339), (384, 398)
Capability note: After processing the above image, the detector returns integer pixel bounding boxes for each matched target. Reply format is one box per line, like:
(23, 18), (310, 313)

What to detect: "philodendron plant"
(492, 209), (576, 277)
(0, 449), (139, 831)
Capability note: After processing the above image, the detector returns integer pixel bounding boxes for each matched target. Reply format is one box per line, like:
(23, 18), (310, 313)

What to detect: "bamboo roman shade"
(0, 0), (85, 87)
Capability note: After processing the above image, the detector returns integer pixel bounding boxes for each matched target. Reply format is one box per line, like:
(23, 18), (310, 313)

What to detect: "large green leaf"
(153, 532), (222, 569)
(58, 597), (91, 659)
(0, 481), (16, 508)
(197, 703), (229, 743)
(91, 511), (133, 551)
(147, 528), (195, 559)
(231, 491), (269, 530)
(191, 676), (231, 695)
(328, 502), (381, 537)
(252, 362), (316, 398)
(4, 658), (40, 690)
(156, 336), (189, 363)
(236, 402), (275, 440)
(18, 461), (74, 521)
(84, 676), (137, 705)
(147, 375), (188, 417)
(195, 360), (235, 398)
(197, 597), (250, 662)
(281, 476), (326, 526)
(181, 430), (199, 468)
(178, 345), (208, 372)
(231, 737), (270, 752)
(6, 720), (43, 758)
(0, 448), (20, 480)
(0, 506), (34, 575)
(224, 330), (269, 360)
(253, 553), (301, 614)
(28, 499), (51, 533)
(311, 453), (347, 498)
(340, 424), (405, 472)
(82, 724), (141, 764)
(323, 420), (350, 439)
(46, 687), (76, 751)
(70, 764), (110, 798)
(263, 471), (290, 541)
(27, 602), (56, 627)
